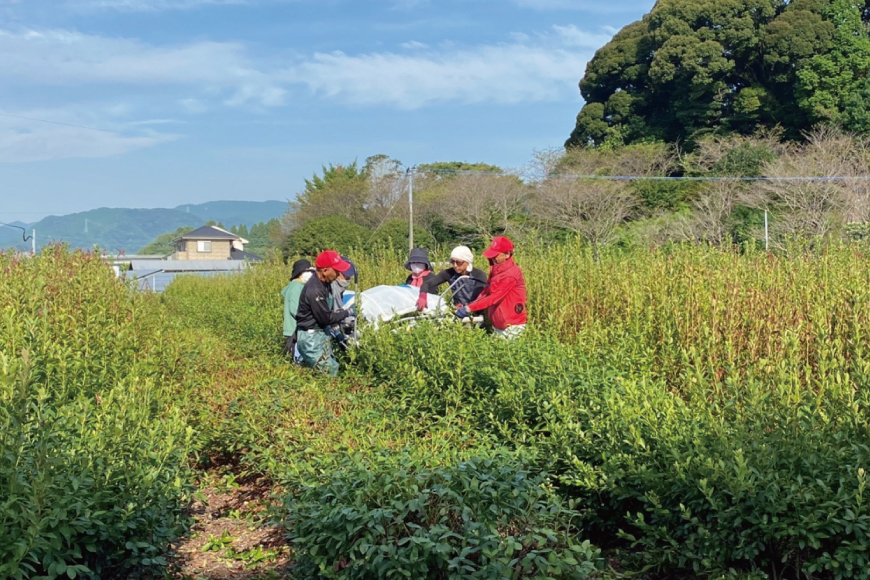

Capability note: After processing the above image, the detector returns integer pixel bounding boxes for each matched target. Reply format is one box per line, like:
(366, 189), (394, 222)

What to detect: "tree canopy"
(566, 0), (870, 148)
(139, 226), (195, 255)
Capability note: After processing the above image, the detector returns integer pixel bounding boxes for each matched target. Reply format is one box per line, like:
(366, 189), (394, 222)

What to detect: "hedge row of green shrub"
(355, 321), (870, 578)
(0, 247), (193, 579)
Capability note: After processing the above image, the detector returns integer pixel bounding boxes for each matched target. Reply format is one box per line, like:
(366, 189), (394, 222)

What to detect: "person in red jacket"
(456, 236), (526, 339)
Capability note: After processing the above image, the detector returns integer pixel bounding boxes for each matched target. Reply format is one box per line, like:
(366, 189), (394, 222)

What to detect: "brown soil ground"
(162, 470), (294, 580)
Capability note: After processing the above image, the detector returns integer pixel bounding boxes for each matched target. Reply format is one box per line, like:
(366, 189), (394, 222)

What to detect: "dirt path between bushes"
(162, 470), (294, 580)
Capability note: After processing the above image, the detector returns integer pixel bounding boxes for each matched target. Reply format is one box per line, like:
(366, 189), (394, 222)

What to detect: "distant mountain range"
(0, 200), (287, 253)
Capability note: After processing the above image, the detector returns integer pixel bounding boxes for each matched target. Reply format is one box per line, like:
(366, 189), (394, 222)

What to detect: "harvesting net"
(344, 285), (447, 326)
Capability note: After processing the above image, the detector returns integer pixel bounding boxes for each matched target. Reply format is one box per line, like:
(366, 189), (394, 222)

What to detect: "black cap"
(291, 259), (312, 280)
(404, 247), (432, 271)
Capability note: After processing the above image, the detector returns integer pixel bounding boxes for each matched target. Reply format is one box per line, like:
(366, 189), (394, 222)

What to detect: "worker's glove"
(416, 293), (428, 311)
(454, 306), (469, 319)
(328, 325), (345, 342)
(342, 315), (356, 330)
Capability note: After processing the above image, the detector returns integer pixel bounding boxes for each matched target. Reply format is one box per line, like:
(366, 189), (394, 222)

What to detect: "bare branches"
(536, 178), (637, 258)
(689, 182), (743, 246)
(437, 174), (529, 242)
(749, 126), (870, 240)
(557, 142), (679, 178)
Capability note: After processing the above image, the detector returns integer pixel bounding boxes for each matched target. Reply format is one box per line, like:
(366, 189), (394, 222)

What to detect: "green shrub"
(282, 449), (601, 580)
(282, 215), (371, 258)
(163, 261), (293, 357)
(158, 241), (870, 577)
(0, 354), (192, 579)
(355, 320), (870, 578)
(0, 247), (193, 579)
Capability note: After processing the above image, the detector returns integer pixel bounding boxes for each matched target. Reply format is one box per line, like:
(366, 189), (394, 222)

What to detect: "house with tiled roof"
(171, 225), (262, 261)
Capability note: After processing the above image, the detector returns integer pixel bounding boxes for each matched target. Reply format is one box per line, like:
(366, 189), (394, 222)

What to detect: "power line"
(395, 167), (870, 182)
(551, 174), (870, 182)
(0, 222), (32, 243)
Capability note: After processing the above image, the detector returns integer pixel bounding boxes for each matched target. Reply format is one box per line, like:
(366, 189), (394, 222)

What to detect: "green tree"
(139, 226), (195, 255)
(290, 161), (370, 227)
(416, 161), (503, 176)
(369, 219), (436, 250)
(796, 0), (870, 130)
(281, 215), (371, 259)
(232, 218), (279, 257)
(567, 0), (840, 148)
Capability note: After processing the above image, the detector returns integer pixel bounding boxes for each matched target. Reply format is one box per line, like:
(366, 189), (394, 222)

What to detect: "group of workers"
(281, 236), (527, 375)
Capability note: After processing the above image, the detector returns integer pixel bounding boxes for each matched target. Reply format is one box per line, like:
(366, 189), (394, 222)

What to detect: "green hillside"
(0, 201), (287, 252)
(173, 200), (287, 228)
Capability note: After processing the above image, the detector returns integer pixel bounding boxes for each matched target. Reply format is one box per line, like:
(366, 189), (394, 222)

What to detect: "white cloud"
(180, 98), (208, 114)
(550, 24), (613, 48)
(126, 118), (187, 126)
(0, 107), (173, 163)
(285, 24), (611, 109)
(0, 28), (285, 107)
(400, 40), (428, 50)
(0, 22), (613, 125)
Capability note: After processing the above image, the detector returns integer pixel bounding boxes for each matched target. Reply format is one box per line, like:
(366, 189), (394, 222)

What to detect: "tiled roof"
(176, 225), (240, 241)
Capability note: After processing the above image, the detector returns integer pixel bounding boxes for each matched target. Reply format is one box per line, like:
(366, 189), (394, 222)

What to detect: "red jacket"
(466, 257), (527, 329)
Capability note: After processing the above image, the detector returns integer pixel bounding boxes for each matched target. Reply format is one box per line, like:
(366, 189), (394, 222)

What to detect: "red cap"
(314, 250), (351, 272)
(482, 236), (514, 258)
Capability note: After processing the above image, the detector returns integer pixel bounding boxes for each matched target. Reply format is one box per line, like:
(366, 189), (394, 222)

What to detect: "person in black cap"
(404, 247), (434, 289)
(280, 258), (313, 358)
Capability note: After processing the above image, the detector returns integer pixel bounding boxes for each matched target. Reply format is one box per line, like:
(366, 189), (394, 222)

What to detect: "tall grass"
(169, 241), (870, 395)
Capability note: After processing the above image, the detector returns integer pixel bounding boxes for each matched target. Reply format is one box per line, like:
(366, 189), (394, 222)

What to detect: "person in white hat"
(416, 245), (487, 310)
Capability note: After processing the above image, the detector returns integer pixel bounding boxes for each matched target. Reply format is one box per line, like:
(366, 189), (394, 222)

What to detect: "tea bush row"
(284, 449), (602, 580)
(0, 247), (194, 579)
(161, 257), (607, 579)
(163, 242), (870, 577)
(356, 324), (870, 578)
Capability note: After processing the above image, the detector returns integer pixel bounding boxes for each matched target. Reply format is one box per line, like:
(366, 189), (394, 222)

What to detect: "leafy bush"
(161, 241), (870, 577)
(0, 355), (192, 579)
(282, 215), (371, 258)
(163, 260), (293, 357)
(355, 314), (870, 577)
(283, 449), (601, 580)
(0, 247), (193, 579)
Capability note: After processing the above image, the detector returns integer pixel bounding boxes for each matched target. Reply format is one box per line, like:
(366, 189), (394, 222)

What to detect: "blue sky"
(0, 0), (652, 223)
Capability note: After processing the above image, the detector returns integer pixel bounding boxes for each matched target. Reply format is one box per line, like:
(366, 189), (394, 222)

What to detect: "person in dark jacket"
(404, 247), (435, 289)
(457, 236), (526, 339)
(416, 245), (487, 310)
(296, 250), (353, 375)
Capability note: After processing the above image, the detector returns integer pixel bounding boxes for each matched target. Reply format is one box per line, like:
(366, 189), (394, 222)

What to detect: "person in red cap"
(295, 250), (354, 375)
(456, 236), (526, 339)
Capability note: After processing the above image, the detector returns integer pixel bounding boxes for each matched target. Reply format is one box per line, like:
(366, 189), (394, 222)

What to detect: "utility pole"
(764, 209), (769, 251)
(407, 166), (415, 252)
(31, 229), (35, 256)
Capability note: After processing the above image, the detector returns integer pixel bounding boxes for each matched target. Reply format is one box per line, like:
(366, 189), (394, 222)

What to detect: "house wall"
(173, 239), (232, 260)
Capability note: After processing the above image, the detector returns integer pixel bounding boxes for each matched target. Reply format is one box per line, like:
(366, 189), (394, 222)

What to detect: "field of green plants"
(4, 241), (870, 579)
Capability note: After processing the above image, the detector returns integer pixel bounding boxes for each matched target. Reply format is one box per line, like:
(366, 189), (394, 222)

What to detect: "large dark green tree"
(566, 0), (863, 148)
(796, 0), (870, 130)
